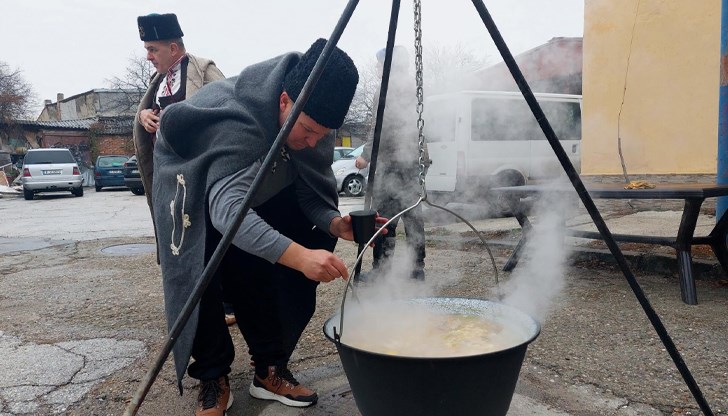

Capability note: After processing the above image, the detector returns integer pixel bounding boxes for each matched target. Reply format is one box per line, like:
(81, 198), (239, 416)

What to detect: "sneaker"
(196, 375), (233, 416)
(224, 313), (236, 326)
(249, 366), (318, 407)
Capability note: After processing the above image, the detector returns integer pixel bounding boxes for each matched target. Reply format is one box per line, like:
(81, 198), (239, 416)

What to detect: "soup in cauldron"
(339, 301), (528, 357)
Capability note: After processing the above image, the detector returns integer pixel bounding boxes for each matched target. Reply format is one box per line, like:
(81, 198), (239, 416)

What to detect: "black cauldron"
(323, 297), (540, 416)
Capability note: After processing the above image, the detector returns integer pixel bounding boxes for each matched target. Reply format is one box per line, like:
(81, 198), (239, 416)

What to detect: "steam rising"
(501, 182), (574, 321)
(346, 181), (575, 323)
(339, 182), (574, 358)
(341, 43), (577, 343)
(351, 244), (437, 302)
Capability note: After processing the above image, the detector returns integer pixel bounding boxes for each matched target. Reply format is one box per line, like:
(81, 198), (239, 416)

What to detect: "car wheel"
(95, 185), (102, 192)
(489, 171), (525, 216)
(72, 187), (84, 197)
(427, 191), (450, 206)
(23, 188), (33, 200)
(343, 175), (365, 197)
(131, 188), (145, 196)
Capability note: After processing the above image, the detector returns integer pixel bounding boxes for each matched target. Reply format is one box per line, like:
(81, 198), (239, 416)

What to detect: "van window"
(471, 98), (581, 142)
(23, 150), (76, 165)
(424, 99), (456, 143)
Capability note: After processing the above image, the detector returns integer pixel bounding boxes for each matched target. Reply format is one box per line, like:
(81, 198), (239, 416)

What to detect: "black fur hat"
(137, 13), (184, 42)
(283, 38), (359, 129)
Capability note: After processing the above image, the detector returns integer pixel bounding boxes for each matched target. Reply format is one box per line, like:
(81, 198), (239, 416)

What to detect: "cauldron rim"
(323, 296), (541, 361)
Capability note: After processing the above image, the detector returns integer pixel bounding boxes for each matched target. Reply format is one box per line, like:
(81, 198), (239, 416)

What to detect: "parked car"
(334, 146), (354, 161)
(20, 148), (84, 200)
(94, 155), (129, 192)
(332, 144), (368, 197)
(123, 155), (145, 195)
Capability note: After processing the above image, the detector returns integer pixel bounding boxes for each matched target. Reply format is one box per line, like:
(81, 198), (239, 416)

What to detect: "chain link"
(413, 0), (427, 198)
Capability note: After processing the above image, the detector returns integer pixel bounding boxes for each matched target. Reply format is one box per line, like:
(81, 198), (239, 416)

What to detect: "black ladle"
(349, 209), (378, 282)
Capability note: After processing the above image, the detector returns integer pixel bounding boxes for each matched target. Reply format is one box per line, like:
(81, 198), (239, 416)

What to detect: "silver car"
(332, 144), (369, 197)
(334, 146), (354, 161)
(21, 148), (84, 200)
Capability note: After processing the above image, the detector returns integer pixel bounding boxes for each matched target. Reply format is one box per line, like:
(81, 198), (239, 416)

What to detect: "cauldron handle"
(422, 198), (501, 288)
(336, 196), (501, 339)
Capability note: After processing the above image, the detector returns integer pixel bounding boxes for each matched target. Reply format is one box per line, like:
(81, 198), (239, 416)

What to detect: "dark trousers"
(188, 185), (337, 381)
(372, 165), (426, 268)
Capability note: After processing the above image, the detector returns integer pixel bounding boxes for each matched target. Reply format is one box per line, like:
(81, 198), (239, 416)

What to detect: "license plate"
(131, 169), (139, 174)
(109, 170), (122, 174)
(42, 169), (62, 175)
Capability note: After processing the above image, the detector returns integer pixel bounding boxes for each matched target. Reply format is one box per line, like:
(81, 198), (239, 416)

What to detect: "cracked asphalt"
(0, 334), (145, 414)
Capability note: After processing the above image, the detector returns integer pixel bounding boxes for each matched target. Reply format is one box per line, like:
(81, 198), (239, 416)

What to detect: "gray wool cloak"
(152, 52), (339, 390)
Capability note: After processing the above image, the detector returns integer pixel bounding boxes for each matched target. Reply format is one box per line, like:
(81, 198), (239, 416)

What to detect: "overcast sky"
(1, 0), (583, 116)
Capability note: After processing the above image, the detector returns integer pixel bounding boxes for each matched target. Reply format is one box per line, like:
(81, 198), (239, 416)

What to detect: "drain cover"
(101, 243), (155, 256)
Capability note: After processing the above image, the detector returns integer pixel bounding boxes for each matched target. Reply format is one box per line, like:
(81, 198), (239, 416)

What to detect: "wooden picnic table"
(492, 183), (728, 305)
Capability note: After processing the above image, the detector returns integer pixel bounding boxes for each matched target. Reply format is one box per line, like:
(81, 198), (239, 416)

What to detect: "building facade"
(471, 37), (583, 95)
(582, 1), (720, 175)
(2, 89), (140, 164)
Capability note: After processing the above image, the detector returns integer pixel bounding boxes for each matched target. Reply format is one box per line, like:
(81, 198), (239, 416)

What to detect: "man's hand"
(329, 215), (389, 242)
(139, 108), (160, 133)
(355, 156), (369, 169)
(278, 243), (349, 282)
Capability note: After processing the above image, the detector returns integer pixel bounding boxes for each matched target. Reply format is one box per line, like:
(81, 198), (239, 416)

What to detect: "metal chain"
(413, 0), (427, 198)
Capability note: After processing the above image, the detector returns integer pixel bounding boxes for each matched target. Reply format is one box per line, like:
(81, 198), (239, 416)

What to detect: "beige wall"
(583, 0), (720, 174)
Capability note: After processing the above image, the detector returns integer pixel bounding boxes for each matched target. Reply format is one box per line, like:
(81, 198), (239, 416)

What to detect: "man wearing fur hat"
(135, 13), (238, 327)
(154, 39), (372, 415)
(133, 13), (224, 246)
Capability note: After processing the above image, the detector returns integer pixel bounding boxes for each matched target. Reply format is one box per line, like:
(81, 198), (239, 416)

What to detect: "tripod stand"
(124, 1), (715, 414)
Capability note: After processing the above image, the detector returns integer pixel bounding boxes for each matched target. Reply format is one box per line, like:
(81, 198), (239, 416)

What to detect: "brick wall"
(40, 132), (134, 165)
(96, 135), (134, 157)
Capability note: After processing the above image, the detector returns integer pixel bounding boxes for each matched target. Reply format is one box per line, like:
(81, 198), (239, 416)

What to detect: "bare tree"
(343, 58), (380, 138)
(105, 53), (153, 114)
(342, 44), (488, 138)
(423, 42), (489, 95)
(108, 53), (154, 92)
(0, 62), (37, 122)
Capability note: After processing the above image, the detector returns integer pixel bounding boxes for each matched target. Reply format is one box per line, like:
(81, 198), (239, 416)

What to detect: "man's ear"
(279, 91), (291, 111)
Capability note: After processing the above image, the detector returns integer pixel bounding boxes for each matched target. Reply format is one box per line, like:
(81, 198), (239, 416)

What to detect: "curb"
(432, 236), (725, 281)
(568, 245), (725, 280)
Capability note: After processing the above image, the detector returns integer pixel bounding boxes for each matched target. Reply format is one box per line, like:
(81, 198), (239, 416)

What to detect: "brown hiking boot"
(196, 375), (233, 416)
(248, 366), (317, 407)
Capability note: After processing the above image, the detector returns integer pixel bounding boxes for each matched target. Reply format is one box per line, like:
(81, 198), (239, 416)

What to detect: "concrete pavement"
(0, 189), (726, 415)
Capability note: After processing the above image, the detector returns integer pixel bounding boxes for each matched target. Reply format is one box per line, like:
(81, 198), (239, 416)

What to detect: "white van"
(423, 90), (582, 202)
